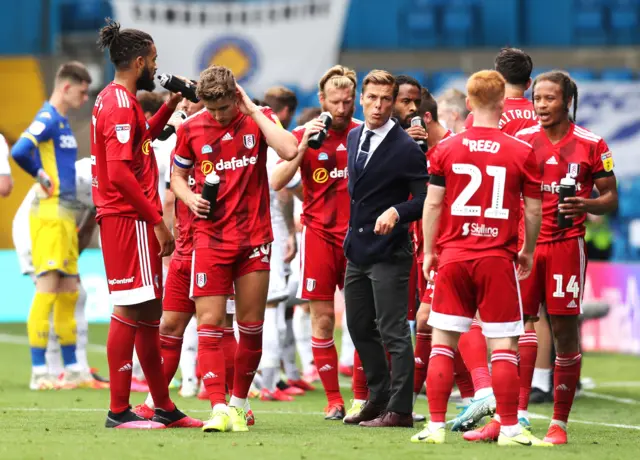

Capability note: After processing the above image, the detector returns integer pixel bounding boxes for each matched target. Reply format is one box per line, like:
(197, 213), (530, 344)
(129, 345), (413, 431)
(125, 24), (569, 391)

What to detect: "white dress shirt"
(0, 134), (10, 175)
(358, 117), (395, 169)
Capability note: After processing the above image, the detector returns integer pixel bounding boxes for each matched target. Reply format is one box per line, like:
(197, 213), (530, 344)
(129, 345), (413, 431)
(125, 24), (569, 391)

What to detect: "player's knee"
(416, 303), (432, 330)
(313, 311), (335, 337)
(160, 316), (189, 337)
(197, 309), (225, 328)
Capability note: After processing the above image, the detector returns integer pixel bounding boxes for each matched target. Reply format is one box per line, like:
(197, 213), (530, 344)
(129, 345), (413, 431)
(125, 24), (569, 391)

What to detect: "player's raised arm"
(236, 84), (298, 161)
(270, 120), (323, 191)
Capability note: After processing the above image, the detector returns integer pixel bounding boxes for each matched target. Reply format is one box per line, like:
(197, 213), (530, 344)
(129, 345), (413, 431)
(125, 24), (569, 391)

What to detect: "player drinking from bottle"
(271, 65), (363, 421)
(412, 70), (546, 447)
(92, 19), (200, 429)
(515, 71), (618, 445)
(171, 65), (297, 433)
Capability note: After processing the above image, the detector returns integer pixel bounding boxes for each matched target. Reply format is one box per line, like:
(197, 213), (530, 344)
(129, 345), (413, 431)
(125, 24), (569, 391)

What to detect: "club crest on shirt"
(243, 134), (255, 149)
(201, 144), (213, 154)
(318, 152), (329, 161)
(568, 163), (580, 178)
(196, 273), (207, 288)
(115, 124), (131, 143)
(306, 278), (316, 292)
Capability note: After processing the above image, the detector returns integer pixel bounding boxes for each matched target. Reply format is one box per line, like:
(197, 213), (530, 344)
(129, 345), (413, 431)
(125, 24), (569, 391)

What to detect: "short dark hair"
(296, 107), (322, 126)
(137, 92), (165, 116)
(532, 70), (579, 122)
(97, 18), (154, 70)
(263, 86), (298, 113)
(395, 75), (422, 93)
(56, 61), (92, 85)
(419, 88), (438, 122)
(494, 47), (533, 87)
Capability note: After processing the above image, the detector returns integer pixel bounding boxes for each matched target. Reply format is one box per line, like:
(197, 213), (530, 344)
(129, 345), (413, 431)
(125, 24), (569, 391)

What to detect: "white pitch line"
(581, 390), (640, 405)
(596, 381), (640, 388)
(0, 333), (107, 353)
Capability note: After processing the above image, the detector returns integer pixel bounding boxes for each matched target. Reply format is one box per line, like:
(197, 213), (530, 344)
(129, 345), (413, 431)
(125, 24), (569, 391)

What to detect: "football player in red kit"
(171, 65), (297, 433)
(271, 65), (362, 421)
(411, 70), (546, 447)
(454, 48), (541, 435)
(515, 71), (618, 445)
(91, 19), (200, 429)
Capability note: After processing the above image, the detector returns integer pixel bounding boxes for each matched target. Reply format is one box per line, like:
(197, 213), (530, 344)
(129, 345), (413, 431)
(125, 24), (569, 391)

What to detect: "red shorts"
(190, 244), (271, 298)
(99, 216), (162, 306)
(297, 226), (346, 301)
(519, 237), (586, 317)
(429, 257), (524, 338)
(164, 256), (195, 313)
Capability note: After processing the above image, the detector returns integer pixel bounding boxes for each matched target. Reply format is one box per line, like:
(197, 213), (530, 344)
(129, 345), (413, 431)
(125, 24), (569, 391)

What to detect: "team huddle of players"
(9, 19), (617, 447)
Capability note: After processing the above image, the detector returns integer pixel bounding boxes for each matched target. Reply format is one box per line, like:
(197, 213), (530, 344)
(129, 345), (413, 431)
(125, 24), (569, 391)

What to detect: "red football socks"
(232, 322), (263, 400)
(553, 352), (582, 423)
(107, 314), (137, 413)
(198, 325), (226, 407)
(413, 332), (431, 394)
(222, 327), (237, 394)
(311, 336), (343, 405)
(518, 329), (538, 411)
(136, 321), (175, 411)
(491, 350), (520, 426)
(352, 351), (368, 400)
(453, 350), (475, 399)
(159, 334), (183, 385)
(458, 322), (492, 392)
(427, 345), (455, 423)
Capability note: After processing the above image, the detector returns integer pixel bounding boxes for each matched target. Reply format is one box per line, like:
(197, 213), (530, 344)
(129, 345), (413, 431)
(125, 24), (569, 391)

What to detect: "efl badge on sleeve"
(306, 278), (316, 292)
(601, 152), (614, 172)
(115, 124), (131, 144)
(243, 134), (256, 149)
(196, 273), (207, 288)
(568, 163), (580, 178)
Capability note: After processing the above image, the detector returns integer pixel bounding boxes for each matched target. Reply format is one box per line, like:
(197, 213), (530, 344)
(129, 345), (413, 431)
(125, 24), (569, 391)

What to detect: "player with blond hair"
(271, 65), (363, 420)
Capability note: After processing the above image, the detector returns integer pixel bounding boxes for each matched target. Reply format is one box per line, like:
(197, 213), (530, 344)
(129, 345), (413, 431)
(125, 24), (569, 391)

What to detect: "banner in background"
(0, 251), (638, 355)
(112, 0), (350, 96)
(582, 261), (640, 355)
(438, 79), (640, 177)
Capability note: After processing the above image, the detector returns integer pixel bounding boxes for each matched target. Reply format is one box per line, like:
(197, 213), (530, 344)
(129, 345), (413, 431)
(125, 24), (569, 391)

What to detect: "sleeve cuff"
(391, 207), (400, 223)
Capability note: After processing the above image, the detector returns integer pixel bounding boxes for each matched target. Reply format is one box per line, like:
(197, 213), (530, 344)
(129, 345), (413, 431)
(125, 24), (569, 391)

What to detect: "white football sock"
(260, 307), (281, 391)
(292, 306), (314, 373)
(518, 409), (529, 420)
(179, 318), (198, 384)
(500, 423), (522, 437)
(532, 367), (552, 393)
(475, 387), (493, 399)
(229, 396), (246, 409)
(339, 299), (355, 367)
(74, 284), (89, 372)
(282, 317), (301, 381)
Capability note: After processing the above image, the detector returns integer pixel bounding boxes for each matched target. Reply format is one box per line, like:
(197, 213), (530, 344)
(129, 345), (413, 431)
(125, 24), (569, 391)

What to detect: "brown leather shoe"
(359, 411), (414, 428)
(342, 401), (386, 425)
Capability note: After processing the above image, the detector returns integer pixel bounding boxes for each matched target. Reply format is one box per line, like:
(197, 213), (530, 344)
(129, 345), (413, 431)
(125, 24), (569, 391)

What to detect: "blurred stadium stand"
(2, 0), (640, 260)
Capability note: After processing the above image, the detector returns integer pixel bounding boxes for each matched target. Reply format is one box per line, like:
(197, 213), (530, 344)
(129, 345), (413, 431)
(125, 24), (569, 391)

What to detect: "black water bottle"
(307, 112), (333, 149)
(411, 116), (428, 152)
(557, 175), (576, 229)
(157, 73), (200, 103)
(201, 172), (220, 220)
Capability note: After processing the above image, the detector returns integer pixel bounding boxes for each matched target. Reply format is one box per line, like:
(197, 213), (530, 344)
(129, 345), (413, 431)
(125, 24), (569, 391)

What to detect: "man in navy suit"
(342, 70), (428, 428)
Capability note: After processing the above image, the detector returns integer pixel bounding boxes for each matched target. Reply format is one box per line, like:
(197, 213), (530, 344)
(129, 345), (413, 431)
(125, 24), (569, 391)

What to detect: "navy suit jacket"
(344, 120), (428, 266)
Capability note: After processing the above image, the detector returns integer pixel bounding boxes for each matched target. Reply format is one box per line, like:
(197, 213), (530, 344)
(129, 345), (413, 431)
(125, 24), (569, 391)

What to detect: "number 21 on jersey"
(451, 164), (509, 220)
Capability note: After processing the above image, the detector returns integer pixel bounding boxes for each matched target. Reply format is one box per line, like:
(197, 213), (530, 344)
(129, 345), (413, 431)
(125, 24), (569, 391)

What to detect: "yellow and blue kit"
(12, 101), (80, 277)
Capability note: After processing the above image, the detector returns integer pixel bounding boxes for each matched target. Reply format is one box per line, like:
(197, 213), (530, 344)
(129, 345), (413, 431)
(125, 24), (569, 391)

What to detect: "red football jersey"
(465, 97), (538, 135)
(173, 107), (279, 250)
(91, 83), (161, 220)
(516, 123), (614, 244)
(429, 127), (541, 267)
(293, 119), (362, 246)
(413, 129), (453, 262)
(169, 153), (195, 259)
